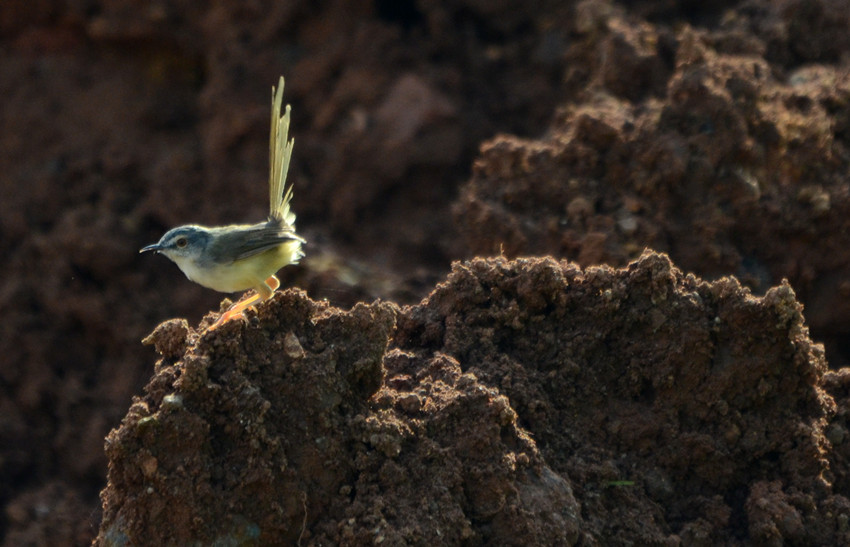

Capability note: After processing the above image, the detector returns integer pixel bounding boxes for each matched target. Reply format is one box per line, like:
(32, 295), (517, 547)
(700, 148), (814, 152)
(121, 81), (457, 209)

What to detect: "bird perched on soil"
(141, 76), (304, 329)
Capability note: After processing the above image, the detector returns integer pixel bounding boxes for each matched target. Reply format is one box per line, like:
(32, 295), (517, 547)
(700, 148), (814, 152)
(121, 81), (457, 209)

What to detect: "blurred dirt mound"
(455, 13), (850, 364)
(97, 252), (849, 545)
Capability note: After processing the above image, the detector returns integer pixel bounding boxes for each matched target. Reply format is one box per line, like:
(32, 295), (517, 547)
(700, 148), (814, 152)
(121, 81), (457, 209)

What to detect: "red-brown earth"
(2, 0), (850, 545)
(95, 253), (847, 545)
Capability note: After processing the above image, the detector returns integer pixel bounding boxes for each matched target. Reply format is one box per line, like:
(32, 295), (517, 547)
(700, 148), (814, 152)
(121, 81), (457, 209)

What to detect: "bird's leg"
(266, 275), (280, 291)
(208, 276), (281, 330)
(210, 293), (263, 329)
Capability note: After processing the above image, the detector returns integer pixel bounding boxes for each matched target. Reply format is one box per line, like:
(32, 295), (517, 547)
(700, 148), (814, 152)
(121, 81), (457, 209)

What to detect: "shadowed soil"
(96, 253), (847, 545)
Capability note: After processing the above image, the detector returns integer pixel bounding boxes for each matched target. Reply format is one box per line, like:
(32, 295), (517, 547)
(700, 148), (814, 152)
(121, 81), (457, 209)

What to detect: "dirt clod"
(96, 253), (849, 545)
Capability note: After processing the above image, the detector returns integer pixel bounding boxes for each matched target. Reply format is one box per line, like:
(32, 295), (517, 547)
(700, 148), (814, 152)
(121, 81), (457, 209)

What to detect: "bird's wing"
(268, 76), (297, 227)
(208, 223), (305, 263)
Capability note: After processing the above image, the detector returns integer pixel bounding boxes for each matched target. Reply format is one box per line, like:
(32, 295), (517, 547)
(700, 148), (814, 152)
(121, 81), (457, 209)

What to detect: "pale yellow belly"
(172, 241), (302, 293)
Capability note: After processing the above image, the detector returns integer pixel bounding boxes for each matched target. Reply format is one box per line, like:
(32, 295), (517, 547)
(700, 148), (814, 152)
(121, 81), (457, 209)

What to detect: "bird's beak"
(140, 243), (161, 254)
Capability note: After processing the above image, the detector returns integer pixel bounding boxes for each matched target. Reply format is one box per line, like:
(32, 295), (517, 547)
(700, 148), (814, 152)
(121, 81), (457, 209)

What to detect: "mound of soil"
(95, 253), (848, 545)
(455, 7), (850, 365)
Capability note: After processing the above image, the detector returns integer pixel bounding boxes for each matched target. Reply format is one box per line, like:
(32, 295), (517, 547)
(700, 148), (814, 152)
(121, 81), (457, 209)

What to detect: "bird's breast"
(171, 256), (255, 293)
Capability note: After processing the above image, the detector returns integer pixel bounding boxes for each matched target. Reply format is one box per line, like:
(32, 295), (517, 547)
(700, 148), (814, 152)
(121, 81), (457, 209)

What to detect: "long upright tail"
(268, 76), (296, 227)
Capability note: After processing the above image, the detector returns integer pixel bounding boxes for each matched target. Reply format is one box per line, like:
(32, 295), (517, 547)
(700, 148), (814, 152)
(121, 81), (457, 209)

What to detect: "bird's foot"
(207, 293), (262, 331)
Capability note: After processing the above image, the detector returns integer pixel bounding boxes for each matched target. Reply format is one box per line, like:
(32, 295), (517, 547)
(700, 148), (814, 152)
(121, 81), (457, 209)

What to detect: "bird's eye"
(176, 237), (188, 248)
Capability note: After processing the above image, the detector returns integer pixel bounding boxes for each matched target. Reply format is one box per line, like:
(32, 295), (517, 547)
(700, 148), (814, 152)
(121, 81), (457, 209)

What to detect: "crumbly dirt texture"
(95, 253), (846, 545)
(4, 0), (850, 545)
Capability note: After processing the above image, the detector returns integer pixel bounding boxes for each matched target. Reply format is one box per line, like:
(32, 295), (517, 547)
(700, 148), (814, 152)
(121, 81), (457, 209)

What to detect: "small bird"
(141, 76), (305, 329)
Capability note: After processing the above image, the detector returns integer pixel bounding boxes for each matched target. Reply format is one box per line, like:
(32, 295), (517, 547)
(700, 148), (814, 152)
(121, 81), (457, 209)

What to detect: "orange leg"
(266, 275), (280, 291)
(208, 275), (281, 330)
(209, 293), (262, 329)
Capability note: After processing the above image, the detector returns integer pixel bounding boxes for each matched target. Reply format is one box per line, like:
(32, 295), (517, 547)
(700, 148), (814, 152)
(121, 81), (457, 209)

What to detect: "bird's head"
(140, 225), (213, 265)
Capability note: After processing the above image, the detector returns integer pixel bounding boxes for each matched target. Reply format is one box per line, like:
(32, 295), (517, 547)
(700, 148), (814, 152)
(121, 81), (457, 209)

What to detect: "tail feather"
(269, 76), (296, 226)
